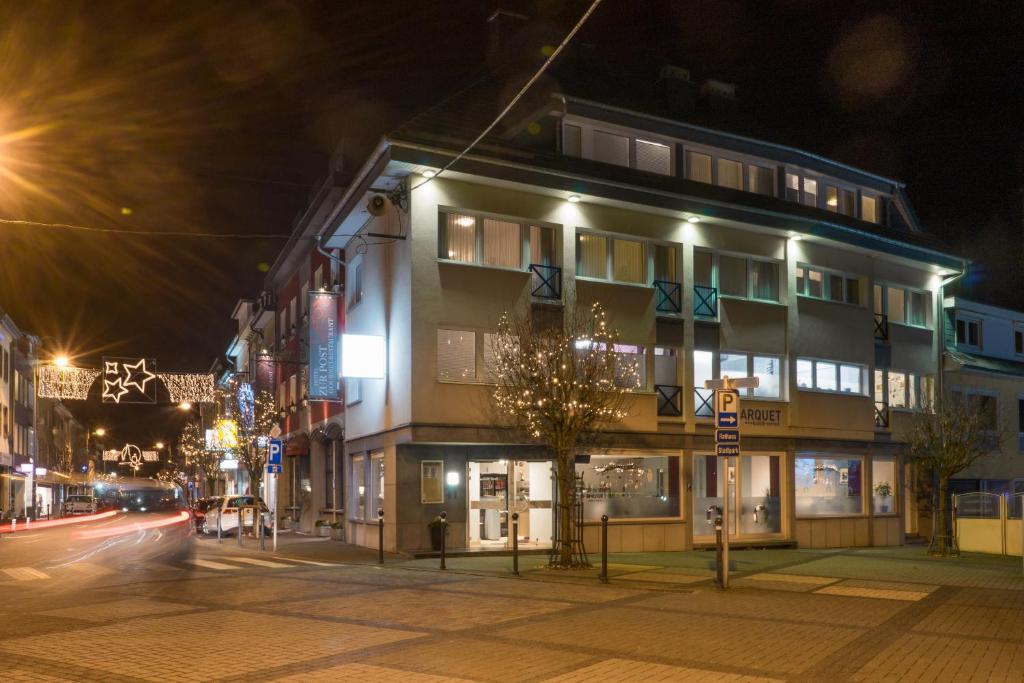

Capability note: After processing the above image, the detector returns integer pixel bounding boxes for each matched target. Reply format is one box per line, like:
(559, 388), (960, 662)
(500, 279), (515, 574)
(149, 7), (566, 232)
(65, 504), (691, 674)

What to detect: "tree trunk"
(936, 474), (950, 554)
(554, 449), (575, 567)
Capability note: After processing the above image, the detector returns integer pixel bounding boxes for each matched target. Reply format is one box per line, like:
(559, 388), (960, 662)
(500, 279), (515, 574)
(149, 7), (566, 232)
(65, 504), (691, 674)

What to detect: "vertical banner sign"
(308, 291), (341, 400)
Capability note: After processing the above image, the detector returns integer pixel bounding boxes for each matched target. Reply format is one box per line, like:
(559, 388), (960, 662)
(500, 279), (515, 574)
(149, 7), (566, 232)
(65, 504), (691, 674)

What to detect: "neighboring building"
(35, 397), (87, 517)
(0, 309), (17, 518)
(6, 325), (38, 519)
(942, 297), (1024, 497)
(302, 66), (966, 555)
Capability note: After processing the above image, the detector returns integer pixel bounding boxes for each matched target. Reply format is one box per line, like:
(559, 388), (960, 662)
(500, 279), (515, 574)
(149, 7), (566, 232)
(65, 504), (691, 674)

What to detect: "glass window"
(795, 456), (863, 516)
(840, 365), (862, 394)
(720, 353), (747, 379)
(807, 269), (823, 298)
(795, 266), (806, 296)
(861, 195), (877, 222)
(562, 124), (581, 157)
(846, 277), (860, 305)
(872, 459), (897, 514)
(908, 291), (927, 326)
(825, 186), (839, 211)
(421, 461), (444, 504)
(576, 233), (607, 279)
(717, 158), (743, 190)
(693, 250), (713, 288)
(635, 139), (671, 175)
(828, 274), (844, 302)
(440, 213), (476, 262)
(888, 371), (907, 408)
(802, 178), (817, 207)
(751, 261), (779, 301)
(748, 166), (773, 196)
(693, 455), (725, 535)
(592, 130), (630, 167)
(351, 456), (366, 520)
(369, 454), (385, 517)
(887, 287), (905, 324)
(529, 225), (554, 267)
(796, 359), (814, 389)
(578, 455), (679, 520)
(653, 347), (678, 386)
(839, 189), (856, 216)
(694, 350), (714, 417)
(613, 344), (645, 389)
(816, 361), (837, 391)
(908, 373), (917, 409)
(785, 172), (800, 202)
(740, 455), (781, 534)
(612, 239), (645, 284)
(653, 244), (677, 282)
(719, 255), (747, 297)
(753, 356), (780, 398)
(437, 329), (476, 382)
(481, 218), (521, 268)
(686, 151), (712, 184)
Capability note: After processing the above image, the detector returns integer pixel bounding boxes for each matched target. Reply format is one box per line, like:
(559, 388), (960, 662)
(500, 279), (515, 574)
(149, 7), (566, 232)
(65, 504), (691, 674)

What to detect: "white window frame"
(795, 263), (861, 305)
(795, 357), (868, 396)
(875, 283), (930, 329)
(438, 208), (559, 274)
(955, 313), (983, 351)
(436, 328), (479, 384)
(696, 350), (784, 400)
(575, 228), (648, 286)
(875, 369), (931, 412)
(713, 251), (782, 303)
(562, 120), (675, 176)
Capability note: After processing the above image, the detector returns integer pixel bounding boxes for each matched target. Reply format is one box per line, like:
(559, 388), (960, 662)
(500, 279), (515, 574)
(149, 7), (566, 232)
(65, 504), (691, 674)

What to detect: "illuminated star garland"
(159, 373), (215, 403)
(37, 367), (101, 400)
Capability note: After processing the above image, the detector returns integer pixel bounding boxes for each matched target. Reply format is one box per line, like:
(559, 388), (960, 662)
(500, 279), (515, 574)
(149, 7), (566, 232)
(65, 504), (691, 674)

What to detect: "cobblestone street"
(2, 539), (1023, 681)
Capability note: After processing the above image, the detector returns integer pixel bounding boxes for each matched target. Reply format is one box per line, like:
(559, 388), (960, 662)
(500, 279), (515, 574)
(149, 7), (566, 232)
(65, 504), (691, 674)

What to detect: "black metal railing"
(874, 401), (890, 429)
(655, 384), (683, 416)
(694, 284), (718, 318)
(530, 264), (562, 300)
(874, 313), (889, 342)
(695, 388), (714, 417)
(653, 280), (682, 314)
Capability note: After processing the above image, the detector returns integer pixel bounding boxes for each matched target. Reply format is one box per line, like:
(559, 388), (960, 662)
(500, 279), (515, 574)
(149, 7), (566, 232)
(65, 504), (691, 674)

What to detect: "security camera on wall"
(366, 194), (387, 217)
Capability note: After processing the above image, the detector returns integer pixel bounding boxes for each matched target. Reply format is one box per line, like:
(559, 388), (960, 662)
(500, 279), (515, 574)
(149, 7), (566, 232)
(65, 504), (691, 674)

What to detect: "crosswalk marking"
(64, 562), (114, 576)
(274, 558), (338, 567)
(223, 556), (294, 569)
(3, 566), (50, 581)
(184, 559), (239, 571)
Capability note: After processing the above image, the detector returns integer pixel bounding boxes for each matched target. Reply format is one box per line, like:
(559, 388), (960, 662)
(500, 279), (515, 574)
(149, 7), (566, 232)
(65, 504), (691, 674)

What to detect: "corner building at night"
(277, 69), (968, 554)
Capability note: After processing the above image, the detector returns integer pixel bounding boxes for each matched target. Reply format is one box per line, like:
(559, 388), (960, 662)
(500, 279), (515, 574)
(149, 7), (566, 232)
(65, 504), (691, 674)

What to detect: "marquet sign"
(308, 291), (341, 400)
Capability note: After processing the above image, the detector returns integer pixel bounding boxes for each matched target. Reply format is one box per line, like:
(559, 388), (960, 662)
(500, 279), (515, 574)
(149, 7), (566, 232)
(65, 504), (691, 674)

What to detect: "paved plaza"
(1, 537), (1023, 681)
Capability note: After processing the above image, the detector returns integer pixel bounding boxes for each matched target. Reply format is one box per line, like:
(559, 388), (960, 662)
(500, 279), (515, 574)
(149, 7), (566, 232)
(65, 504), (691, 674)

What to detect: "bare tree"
(906, 397), (1000, 555)
(235, 389), (277, 498)
(178, 421), (218, 497)
(491, 302), (638, 568)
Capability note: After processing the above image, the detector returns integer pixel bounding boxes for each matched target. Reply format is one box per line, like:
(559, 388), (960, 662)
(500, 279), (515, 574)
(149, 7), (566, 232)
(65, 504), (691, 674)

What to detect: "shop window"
(795, 456), (863, 516)
(577, 454), (679, 520)
(421, 461), (444, 504)
(350, 456), (366, 520)
(437, 329), (476, 382)
(872, 459), (897, 514)
(740, 454), (781, 534)
(369, 453), (384, 517)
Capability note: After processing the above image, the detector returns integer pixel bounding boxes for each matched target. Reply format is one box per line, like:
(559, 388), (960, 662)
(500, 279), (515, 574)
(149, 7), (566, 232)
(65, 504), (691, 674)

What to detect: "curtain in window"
(693, 251), (713, 288)
(442, 213), (476, 262)
(482, 218), (520, 268)
(653, 244), (677, 282)
(437, 329), (476, 382)
(576, 233), (607, 279)
(636, 140), (671, 175)
(719, 255), (747, 297)
(717, 159), (743, 190)
(751, 261), (779, 301)
(748, 166), (773, 196)
(861, 195), (877, 222)
(686, 152), (712, 184)
(529, 225), (554, 266)
(613, 239), (645, 283)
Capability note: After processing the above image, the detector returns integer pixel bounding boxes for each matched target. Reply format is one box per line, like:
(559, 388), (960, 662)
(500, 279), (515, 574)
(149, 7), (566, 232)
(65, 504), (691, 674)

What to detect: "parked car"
(63, 494), (97, 516)
(191, 497), (222, 531)
(201, 496), (272, 534)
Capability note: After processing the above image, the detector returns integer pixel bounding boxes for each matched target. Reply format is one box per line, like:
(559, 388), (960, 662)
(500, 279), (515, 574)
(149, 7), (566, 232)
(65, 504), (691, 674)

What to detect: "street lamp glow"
(155, 442), (164, 449)
(54, 355), (69, 368)
(94, 428), (106, 437)
(178, 401), (192, 411)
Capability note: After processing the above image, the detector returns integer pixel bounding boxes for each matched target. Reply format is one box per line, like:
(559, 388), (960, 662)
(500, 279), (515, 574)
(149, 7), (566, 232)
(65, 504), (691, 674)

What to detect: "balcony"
(653, 280), (682, 314)
(530, 264), (562, 300)
(655, 384), (682, 416)
(694, 284), (718, 318)
(873, 313), (889, 342)
(874, 401), (890, 429)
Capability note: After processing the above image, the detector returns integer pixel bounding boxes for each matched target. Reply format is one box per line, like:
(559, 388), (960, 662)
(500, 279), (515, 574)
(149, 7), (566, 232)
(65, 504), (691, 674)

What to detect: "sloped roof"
(948, 349), (1024, 378)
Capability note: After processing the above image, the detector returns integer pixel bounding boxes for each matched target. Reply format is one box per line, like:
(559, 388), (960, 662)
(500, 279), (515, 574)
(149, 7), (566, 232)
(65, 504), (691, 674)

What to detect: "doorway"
(693, 453), (783, 542)
(468, 459), (553, 550)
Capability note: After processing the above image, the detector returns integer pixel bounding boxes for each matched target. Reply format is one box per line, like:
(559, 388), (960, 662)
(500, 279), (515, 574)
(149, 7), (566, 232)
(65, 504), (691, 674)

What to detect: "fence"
(954, 492), (1023, 557)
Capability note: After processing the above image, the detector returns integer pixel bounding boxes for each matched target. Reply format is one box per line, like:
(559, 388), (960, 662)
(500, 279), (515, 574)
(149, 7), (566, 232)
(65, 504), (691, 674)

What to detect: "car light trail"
(73, 511), (190, 540)
(3, 510), (118, 533)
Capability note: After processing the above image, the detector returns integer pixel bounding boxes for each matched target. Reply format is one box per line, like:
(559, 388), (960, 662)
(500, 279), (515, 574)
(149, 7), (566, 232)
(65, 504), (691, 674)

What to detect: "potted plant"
(427, 515), (448, 551)
(330, 521), (345, 541)
(874, 481), (893, 513)
(314, 519), (331, 537)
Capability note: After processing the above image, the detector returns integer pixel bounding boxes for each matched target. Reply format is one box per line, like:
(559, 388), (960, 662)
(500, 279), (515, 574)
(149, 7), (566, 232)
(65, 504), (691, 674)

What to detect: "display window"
(795, 455), (863, 516)
(577, 454), (679, 520)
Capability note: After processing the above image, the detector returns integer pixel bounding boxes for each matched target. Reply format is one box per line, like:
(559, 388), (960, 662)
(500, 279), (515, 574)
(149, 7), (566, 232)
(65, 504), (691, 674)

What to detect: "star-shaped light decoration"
(104, 361), (120, 375)
(122, 358), (156, 394)
(102, 377), (129, 403)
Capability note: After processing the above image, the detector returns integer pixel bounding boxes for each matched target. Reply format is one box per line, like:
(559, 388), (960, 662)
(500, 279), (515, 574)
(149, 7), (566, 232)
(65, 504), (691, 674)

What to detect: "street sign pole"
(268, 437), (283, 554)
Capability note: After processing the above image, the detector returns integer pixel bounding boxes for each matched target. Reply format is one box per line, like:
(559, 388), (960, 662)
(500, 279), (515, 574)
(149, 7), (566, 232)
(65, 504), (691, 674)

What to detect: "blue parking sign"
(268, 439), (283, 466)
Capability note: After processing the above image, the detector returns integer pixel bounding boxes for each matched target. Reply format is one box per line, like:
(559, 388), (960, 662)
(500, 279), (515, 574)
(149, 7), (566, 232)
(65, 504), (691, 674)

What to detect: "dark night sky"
(1, 0), (1021, 445)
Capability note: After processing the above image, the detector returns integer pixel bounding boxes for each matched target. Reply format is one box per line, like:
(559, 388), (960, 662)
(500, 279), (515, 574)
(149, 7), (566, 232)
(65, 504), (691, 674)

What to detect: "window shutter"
(437, 329), (476, 382)
(591, 130), (629, 167)
(635, 140), (671, 175)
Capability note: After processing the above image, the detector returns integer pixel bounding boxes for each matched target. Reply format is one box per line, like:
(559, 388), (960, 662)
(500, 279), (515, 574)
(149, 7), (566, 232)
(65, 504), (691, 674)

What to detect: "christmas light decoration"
(122, 358), (156, 393)
(159, 373), (215, 403)
(102, 357), (157, 404)
(37, 366), (101, 400)
(102, 377), (130, 403)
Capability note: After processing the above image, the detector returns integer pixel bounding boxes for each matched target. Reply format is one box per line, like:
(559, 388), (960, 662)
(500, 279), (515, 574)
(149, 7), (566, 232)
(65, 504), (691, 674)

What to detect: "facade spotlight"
(422, 169), (437, 178)
(686, 216), (700, 223)
(567, 194), (581, 203)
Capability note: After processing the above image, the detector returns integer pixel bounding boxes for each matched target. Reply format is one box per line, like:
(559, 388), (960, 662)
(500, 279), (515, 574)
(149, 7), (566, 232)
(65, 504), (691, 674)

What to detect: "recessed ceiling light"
(686, 216), (700, 223)
(422, 169), (437, 178)
(567, 194), (581, 203)
(789, 234), (802, 241)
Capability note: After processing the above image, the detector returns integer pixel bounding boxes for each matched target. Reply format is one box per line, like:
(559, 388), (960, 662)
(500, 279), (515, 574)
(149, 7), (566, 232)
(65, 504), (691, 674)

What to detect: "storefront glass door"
(468, 460), (553, 549)
(693, 453), (782, 541)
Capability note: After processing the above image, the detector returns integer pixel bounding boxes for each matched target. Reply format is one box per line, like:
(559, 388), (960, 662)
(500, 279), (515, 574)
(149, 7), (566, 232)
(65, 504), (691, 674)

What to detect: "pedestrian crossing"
(0, 554), (340, 582)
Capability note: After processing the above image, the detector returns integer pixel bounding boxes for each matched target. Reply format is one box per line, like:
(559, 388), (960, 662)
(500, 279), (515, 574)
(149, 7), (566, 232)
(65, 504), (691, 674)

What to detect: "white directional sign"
(715, 390), (740, 457)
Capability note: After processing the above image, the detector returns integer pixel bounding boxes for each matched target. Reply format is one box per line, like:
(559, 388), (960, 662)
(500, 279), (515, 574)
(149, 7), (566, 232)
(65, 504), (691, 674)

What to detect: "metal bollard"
(377, 508), (385, 565)
(237, 508), (244, 547)
(217, 511), (222, 543)
(599, 514), (609, 583)
(715, 521), (724, 588)
(439, 511), (447, 570)
(259, 508), (266, 551)
(511, 512), (520, 576)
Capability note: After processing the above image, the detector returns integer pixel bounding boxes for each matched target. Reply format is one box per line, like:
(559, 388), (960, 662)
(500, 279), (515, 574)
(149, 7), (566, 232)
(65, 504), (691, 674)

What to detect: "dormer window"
(955, 315), (982, 350)
(861, 194), (878, 223)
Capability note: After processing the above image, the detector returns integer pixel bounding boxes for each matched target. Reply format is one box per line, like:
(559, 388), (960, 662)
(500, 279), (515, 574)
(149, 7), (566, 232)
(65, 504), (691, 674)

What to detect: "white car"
(202, 496), (272, 534)
(63, 495), (97, 516)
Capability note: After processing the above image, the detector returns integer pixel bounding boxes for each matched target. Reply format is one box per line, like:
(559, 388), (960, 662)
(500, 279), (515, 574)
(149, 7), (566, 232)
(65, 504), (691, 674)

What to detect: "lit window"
(816, 362), (837, 391)
(748, 166), (773, 196)
(796, 359), (814, 389)
(861, 195), (877, 222)
(717, 158), (743, 190)
(785, 173), (800, 202)
(802, 178), (818, 207)
(437, 329), (476, 382)
(795, 456), (864, 516)
(686, 151), (713, 184)
(798, 358), (866, 395)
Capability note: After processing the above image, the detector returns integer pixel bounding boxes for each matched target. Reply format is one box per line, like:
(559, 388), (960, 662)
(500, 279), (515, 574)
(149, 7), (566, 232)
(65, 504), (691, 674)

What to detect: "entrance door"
(693, 453), (782, 541)
(468, 460), (553, 549)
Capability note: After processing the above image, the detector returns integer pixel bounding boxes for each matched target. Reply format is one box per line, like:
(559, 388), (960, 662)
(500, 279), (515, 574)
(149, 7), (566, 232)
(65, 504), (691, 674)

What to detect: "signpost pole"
(722, 457), (730, 589)
(273, 473), (278, 553)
